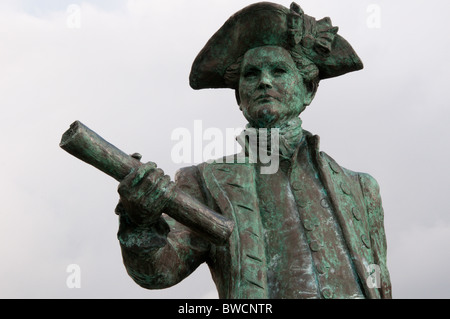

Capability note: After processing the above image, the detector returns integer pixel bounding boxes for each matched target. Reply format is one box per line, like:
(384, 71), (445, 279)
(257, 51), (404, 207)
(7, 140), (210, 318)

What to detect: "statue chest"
(256, 147), (364, 299)
(202, 136), (377, 299)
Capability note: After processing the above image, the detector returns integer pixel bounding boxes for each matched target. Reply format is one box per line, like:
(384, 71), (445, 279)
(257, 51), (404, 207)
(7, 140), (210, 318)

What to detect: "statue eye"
(243, 70), (258, 79)
(273, 67), (287, 75)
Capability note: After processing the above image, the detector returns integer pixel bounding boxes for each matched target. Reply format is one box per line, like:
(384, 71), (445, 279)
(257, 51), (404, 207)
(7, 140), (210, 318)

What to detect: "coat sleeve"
(116, 165), (212, 290)
(359, 173), (392, 299)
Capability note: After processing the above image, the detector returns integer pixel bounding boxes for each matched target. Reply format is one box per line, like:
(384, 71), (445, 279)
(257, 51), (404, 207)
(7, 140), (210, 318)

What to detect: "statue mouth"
(255, 94), (279, 102)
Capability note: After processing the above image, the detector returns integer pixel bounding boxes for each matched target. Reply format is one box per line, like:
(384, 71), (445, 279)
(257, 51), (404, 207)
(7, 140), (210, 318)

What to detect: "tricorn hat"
(189, 2), (363, 90)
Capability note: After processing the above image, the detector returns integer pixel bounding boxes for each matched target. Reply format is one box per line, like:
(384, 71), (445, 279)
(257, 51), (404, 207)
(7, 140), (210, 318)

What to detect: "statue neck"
(237, 117), (304, 160)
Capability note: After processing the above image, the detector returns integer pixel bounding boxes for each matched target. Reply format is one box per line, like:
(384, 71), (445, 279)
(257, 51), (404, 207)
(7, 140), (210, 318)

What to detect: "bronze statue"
(61, 2), (391, 299)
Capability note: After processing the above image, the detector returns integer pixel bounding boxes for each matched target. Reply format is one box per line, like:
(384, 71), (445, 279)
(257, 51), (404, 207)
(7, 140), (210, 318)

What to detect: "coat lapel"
(201, 159), (268, 299)
(308, 135), (380, 299)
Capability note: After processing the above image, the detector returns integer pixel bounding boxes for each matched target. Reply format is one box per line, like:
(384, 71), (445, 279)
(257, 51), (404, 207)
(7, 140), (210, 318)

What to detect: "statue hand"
(118, 161), (175, 225)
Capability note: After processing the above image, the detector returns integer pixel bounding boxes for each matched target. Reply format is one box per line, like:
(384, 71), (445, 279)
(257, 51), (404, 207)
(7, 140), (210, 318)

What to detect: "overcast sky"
(0, 0), (449, 299)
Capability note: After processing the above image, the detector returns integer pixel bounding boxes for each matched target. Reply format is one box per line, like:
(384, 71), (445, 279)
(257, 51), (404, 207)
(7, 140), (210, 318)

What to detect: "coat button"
(362, 234), (371, 249)
(310, 242), (321, 252)
(303, 220), (316, 231)
(296, 199), (307, 208)
(329, 161), (340, 174)
(352, 207), (362, 221)
(297, 200), (307, 208)
(291, 181), (302, 191)
(340, 183), (352, 195)
(320, 198), (330, 209)
(322, 287), (334, 299)
(316, 264), (327, 275)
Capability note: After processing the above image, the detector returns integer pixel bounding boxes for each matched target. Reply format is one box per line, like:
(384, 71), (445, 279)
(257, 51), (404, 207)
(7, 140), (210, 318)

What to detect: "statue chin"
(246, 106), (305, 129)
(245, 104), (283, 128)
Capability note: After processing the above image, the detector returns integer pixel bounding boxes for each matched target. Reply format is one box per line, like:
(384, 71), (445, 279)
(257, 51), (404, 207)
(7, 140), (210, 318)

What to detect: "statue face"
(238, 46), (310, 128)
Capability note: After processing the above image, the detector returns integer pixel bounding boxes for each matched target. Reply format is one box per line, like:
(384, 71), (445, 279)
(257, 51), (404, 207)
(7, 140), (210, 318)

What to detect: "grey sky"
(0, 0), (449, 299)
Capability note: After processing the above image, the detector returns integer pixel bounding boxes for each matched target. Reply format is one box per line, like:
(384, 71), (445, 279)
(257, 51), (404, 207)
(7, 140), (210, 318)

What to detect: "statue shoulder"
(358, 172), (382, 203)
(318, 150), (382, 205)
(174, 165), (208, 202)
(175, 165), (201, 183)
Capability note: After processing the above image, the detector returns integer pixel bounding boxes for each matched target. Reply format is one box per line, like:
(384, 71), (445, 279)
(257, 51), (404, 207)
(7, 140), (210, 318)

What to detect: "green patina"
(115, 1), (391, 299)
(62, 1), (391, 299)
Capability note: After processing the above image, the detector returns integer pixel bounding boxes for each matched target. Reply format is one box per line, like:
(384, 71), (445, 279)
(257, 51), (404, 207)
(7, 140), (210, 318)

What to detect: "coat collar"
(236, 117), (305, 161)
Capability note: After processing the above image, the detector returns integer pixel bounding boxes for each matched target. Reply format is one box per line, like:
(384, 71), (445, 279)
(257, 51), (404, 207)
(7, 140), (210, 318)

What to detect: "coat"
(117, 133), (392, 299)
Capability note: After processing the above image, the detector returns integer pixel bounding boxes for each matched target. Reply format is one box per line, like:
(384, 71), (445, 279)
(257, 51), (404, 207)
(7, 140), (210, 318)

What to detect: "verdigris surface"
(114, 2), (391, 299)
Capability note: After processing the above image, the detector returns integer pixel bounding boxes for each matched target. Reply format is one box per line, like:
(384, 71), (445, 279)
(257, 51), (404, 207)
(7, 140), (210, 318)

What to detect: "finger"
(135, 168), (164, 199)
(155, 174), (174, 194)
(118, 162), (157, 196)
(141, 175), (173, 217)
(143, 172), (169, 197)
(118, 168), (137, 197)
(130, 162), (157, 188)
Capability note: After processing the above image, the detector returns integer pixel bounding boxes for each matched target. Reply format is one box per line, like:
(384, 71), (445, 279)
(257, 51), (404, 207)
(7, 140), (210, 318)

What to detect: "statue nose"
(258, 71), (273, 89)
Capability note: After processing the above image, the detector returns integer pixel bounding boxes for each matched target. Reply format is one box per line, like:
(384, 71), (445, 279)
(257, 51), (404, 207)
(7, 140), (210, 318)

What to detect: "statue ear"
(235, 89), (242, 108)
(304, 89), (315, 107)
(304, 80), (319, 107)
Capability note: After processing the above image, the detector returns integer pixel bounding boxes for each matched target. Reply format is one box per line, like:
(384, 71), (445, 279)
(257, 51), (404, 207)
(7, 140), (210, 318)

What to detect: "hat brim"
(189, 2), (363, 90)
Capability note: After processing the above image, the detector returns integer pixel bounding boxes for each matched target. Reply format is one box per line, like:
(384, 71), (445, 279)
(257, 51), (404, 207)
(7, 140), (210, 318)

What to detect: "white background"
(0, 0), (449, 299)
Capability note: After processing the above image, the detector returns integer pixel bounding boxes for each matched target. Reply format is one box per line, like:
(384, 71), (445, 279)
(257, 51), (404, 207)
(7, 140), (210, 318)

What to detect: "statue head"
(223, 45), (318, 128)
(234, 46), (317, 128)
(189, 2), (363, 127)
